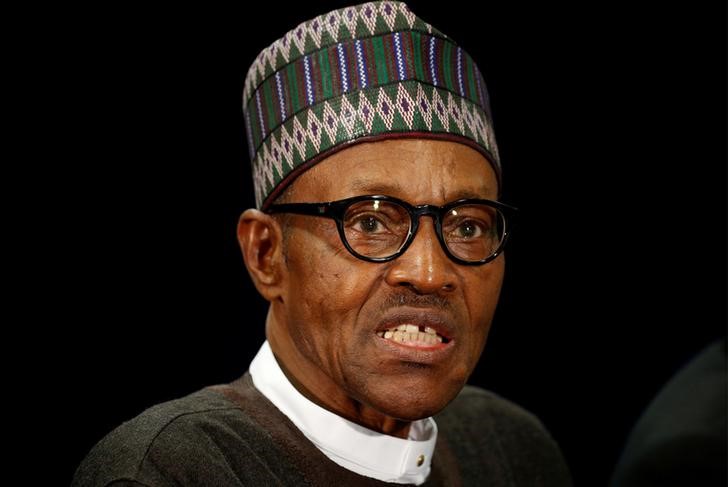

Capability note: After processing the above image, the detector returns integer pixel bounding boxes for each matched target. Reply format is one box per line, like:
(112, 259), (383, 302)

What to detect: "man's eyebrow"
(448, 188), (493, 200)
(348, 179), (405, 195)
(348, 179), (493, 200)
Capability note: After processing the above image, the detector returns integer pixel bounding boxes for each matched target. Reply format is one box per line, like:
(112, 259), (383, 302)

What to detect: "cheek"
(288, 251), (359, 320)
(474, 262), (504, 316)
(464, 260), (505, 352)
(288, 219), (380, 308)
(283, 231), (378, 359)
(285, 222), (345, 312)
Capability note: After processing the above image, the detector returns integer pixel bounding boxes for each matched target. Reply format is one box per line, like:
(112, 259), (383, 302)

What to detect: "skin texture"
(237, 138), (504, 439)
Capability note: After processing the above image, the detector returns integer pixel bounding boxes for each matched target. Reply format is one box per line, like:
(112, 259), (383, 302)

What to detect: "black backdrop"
(48, 2), (726, 485)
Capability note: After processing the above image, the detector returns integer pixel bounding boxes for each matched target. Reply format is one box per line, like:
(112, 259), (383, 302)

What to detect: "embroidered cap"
(243, 1), (500, 209)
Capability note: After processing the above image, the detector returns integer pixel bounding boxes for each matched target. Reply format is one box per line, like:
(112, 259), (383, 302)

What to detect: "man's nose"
(384, 217), (458, 294)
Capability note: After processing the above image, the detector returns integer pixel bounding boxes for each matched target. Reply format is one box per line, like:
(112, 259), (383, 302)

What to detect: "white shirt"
(249, 341), (438, 485)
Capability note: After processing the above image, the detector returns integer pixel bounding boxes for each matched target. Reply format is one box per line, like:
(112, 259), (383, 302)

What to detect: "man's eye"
(456, 220), (483, 238)
(355, 216), (383, 233)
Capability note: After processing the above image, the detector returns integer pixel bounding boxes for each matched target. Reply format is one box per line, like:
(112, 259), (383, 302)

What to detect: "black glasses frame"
(266, 194), (518, 265)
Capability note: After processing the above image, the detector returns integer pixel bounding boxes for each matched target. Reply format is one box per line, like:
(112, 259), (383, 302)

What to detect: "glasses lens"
(442, 204), (506, 262)
(343, 199), (410, 258)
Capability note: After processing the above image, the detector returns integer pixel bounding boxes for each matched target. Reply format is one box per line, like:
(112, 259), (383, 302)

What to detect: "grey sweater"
(72, 373), (572, 486)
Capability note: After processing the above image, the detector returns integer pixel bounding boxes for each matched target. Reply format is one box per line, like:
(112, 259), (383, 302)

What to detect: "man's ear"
(237, 209), (286, 301)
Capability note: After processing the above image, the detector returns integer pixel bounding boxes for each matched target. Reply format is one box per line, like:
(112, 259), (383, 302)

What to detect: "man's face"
(273, 138), (504, 422)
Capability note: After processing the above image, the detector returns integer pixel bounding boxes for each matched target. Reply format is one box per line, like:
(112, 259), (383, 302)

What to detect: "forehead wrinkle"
(348, 176), (492, 202)
(348, 178), (406, 197)
(447, 186), (494, 200)
(324, 140), (497, 201)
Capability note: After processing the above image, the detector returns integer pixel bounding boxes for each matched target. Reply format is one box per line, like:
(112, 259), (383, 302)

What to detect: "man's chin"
(356, 376), (466, 422)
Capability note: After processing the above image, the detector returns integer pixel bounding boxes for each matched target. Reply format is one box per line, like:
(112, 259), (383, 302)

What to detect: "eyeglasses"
(266, 195), (518, 265)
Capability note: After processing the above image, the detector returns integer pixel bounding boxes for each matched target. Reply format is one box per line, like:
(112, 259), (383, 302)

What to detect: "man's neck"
(274, 348), (412, 438)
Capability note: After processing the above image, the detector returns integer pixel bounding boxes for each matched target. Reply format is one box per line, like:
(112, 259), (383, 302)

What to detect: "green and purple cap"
(243, 1), (500, 209)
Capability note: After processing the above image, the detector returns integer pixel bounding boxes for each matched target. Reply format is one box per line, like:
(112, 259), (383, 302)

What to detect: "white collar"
(249, 341), (437, 485)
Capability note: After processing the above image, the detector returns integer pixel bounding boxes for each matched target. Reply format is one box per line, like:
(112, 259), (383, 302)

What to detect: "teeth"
(385, 324), (439, 334)
(378, 325), (445, 345)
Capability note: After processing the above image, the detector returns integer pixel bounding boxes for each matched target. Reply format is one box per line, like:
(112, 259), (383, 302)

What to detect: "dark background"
(40, 1), (725, 485)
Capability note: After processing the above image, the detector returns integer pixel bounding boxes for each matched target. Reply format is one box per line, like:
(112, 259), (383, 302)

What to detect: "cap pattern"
(243, 1), (500, 209)
(242, 1), (445, 105)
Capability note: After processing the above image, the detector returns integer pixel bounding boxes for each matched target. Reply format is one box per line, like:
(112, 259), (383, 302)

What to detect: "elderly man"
(73, 2), (571, 485)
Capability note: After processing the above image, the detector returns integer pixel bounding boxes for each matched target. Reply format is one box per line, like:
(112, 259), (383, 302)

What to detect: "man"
(73, 2), (571, 485)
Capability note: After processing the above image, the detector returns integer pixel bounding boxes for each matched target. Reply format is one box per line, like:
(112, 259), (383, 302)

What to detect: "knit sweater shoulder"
(72, 373), (572, 487)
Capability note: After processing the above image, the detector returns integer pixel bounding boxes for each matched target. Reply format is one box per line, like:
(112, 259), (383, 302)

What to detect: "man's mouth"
(376, 324), (450, 346)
